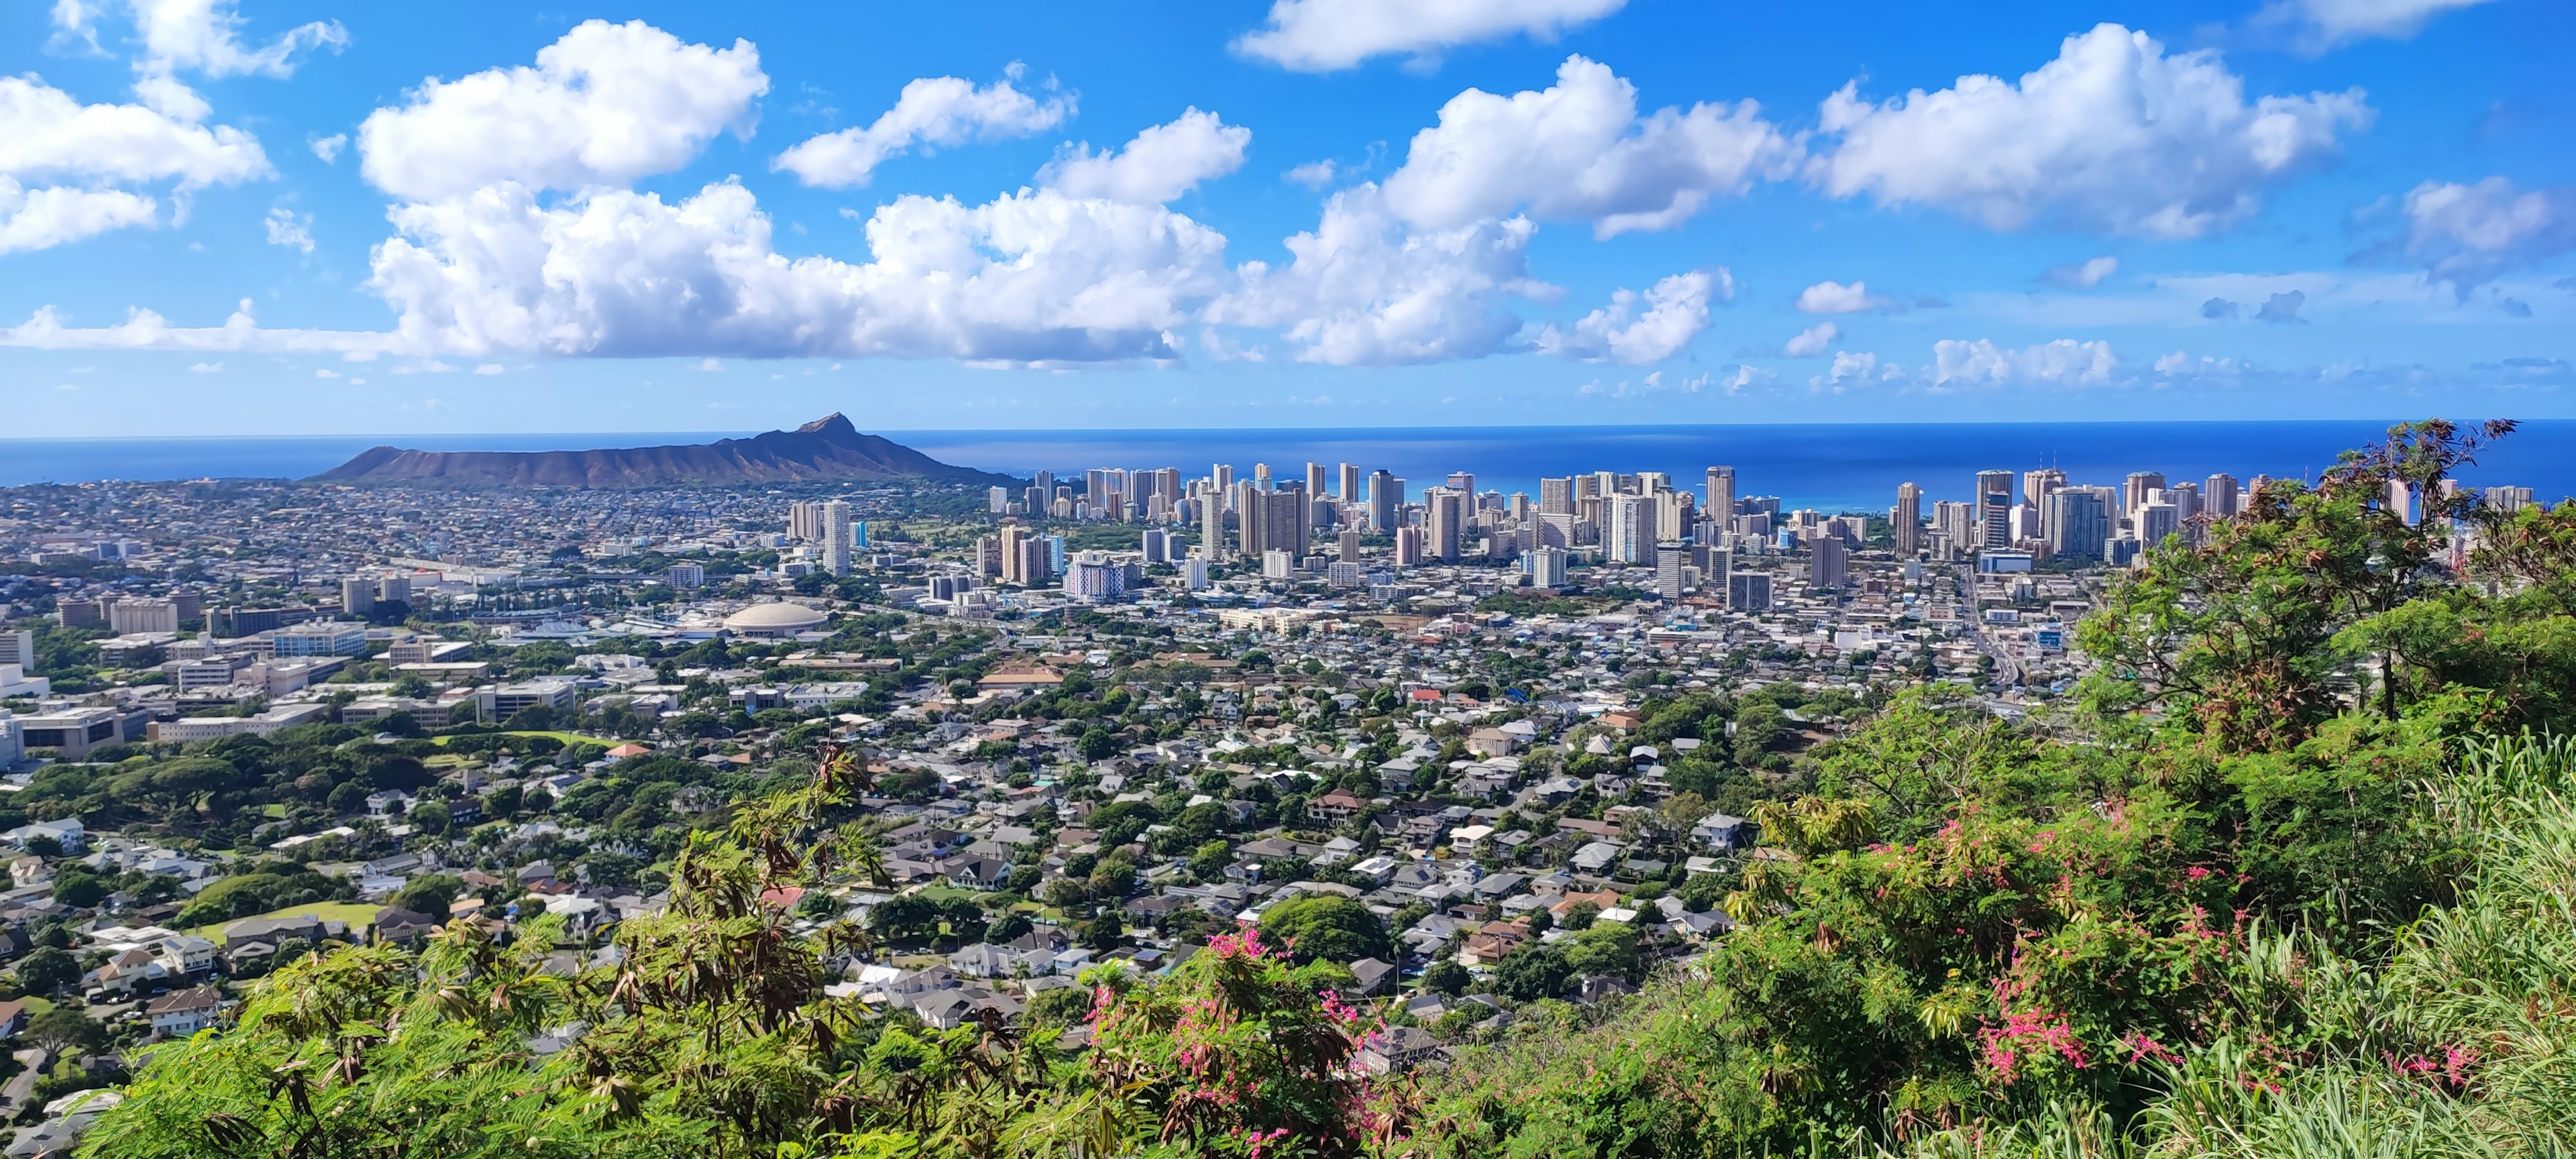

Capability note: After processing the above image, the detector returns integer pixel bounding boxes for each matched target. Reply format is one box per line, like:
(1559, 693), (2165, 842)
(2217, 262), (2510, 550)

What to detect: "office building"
(821, 500), (853, 575)
(1656, 542), (1688, 600)
(17, 705), (144, 761)
(271, 621), (368, 657)
(1728, 571), (1773, 612)
(1894, 482), (1923, 556)
(2043, 488), (2112, 562)
(108, 598), (181, 636)
(1975, 470), (2015, 547)
(1809, 535), (1847, 589)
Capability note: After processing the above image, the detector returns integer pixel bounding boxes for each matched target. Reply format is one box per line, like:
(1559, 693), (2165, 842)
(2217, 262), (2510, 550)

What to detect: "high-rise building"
(1368, 470), (1399, 532)
(0, 630), (34, 669)
(2023, 469), (2066, 538)
(788, 501), (824, 542)
(1338, 462), (1360, 503)
(2123, 472), (2167, 525)
(1525, 546), (1567, 588)
(2135, 501), (2180, 545)
(2386, 479), (2414, 525)
(1604, 495), (1651, 564)
(1306, 463), (1330, 526)
(988, 486), (1010, 514)
(1933, 500), (1975, 559)
(1728, 571), (1773, 612)
(1425, 488), (1465, 562)
(1394, 527), (1424, 567)
(1338, 529), (1362, 561)
(377, 576), (411, 606)
(1974, 470), (2015, 548)
(1447, 472), (1477, 497)
(822, 500), (853, 575)
(1141, 528), (1171, 563)
(1235, 480), (1263, 559)
(2204, 474), (2241, 520)
(1894, 482), (1923, 557)
(1200, 483), (1226, 560)
(1656, 542), (1688, 600)
(339, 578), (376, 618)
(1705, 466), (1737, 522)
(1063, 551), (1126, 603)
(1540, 477), (1574, 516)
(1655, 490), (1695, 542)
(2043, 488), (2110, 562)
(999, 525), (1030, 586)
(1253, 463), (1273, 490)
(109, 598), (180, 635)
(1182, 556), (1211, 590)
(1809, 535), (1847, 589)
(1267, 486), (1309, 558)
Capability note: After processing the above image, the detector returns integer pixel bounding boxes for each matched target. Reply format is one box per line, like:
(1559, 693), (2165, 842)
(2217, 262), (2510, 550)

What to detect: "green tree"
(1257, 894), (1390, 965)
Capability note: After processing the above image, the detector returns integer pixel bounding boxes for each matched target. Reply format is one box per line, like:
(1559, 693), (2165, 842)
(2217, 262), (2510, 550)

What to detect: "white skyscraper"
(822, 500), (853, 575)
(1605, 495), (1652, 564)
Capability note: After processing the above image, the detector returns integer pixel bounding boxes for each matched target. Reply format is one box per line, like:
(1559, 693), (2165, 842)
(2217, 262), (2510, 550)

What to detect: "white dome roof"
(723, 602), (828, 632)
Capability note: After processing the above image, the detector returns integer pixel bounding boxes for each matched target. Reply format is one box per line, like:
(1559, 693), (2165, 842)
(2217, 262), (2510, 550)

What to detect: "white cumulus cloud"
(1212, 183), (1545, 366)
(1811, 24), (2370, 239)
(0, 72), (271, 252)
(2402, 176), (2576, 292)
(1794, 279), (1887, 314)
(1382, 55), (1799, 238)
(1234, 0), (1626, 72)
(358, 19), (767, 201)
(774, 71), (1069, 189)
(1039, 109), (1249, 205)
(1536, 269), (1717, 364)
(1931, 338), (2117, 387)
(5, 182), (1230, 365)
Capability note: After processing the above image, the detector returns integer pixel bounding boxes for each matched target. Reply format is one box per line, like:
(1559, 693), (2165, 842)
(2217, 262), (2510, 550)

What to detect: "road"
(1953, 563), (2025, 688)
(2, 1046), (49, 1112)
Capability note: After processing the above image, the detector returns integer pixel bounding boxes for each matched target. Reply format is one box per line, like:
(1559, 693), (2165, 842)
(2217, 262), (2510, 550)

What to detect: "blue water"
(891, 422), (2575, 512)
(3, 422), (2567, 512)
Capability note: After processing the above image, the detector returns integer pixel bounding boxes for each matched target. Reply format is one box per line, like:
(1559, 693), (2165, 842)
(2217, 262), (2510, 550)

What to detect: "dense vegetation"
(77, 421), (2576, 1158)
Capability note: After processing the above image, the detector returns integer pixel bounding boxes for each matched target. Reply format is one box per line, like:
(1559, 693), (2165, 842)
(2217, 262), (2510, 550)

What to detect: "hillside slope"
(312, 414), (1010, 487)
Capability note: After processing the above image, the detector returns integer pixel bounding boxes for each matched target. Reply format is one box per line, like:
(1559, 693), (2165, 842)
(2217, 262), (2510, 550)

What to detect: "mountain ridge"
(311, 414), (1013, 488)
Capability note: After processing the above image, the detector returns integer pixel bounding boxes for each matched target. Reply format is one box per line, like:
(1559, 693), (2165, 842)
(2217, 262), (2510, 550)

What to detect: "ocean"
(3, 421), (2567, 512)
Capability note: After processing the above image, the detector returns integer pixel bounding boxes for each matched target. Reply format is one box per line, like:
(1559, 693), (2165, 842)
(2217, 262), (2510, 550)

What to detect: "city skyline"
(1, 0), (2571, 436)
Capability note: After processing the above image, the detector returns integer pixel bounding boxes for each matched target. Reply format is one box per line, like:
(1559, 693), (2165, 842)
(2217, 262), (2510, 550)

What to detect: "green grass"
(187, 900), (385, 940)
(431, 730), (598, 747)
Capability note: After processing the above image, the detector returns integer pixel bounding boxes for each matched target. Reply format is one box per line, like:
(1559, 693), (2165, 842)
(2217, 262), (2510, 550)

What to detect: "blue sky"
(2, 0), (2570, 436)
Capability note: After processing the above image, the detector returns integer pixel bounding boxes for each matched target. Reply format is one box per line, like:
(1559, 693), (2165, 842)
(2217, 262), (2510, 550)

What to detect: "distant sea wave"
(3, 421), (2568, 512)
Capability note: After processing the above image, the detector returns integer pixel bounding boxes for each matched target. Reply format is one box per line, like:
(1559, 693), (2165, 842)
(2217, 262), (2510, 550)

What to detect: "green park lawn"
(186, 901), (385, 940)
